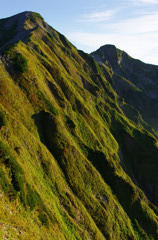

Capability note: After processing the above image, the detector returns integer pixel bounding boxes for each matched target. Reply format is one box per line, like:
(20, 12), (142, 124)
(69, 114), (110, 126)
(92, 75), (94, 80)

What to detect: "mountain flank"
(91, 44), (158, 131)
(0, 11), (158, 239)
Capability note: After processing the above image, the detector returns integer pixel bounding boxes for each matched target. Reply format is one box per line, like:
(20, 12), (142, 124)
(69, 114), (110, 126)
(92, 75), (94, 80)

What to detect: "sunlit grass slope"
(0, 11), (158, 239)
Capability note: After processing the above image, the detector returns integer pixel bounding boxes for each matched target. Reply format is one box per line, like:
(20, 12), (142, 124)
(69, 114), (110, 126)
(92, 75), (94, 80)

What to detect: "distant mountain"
(91, 44), (158, 132)
(0, 11), (158, 239)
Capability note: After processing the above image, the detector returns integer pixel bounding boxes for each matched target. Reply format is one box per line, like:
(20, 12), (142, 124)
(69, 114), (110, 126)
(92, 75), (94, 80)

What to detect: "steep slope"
(91, 44), (158, 132)
(0, 11), (158, 239)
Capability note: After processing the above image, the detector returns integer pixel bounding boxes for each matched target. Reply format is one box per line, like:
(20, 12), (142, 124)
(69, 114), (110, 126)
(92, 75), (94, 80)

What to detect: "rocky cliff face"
(0, 12), (158, 239)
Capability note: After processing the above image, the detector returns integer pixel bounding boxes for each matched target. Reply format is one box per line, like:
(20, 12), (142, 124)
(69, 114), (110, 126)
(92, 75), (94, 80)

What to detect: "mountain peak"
(91, 44), (122, 68)
(99, 44), (117, 51)
(1, 11), (43, 21)
(0, 11), (44, 50)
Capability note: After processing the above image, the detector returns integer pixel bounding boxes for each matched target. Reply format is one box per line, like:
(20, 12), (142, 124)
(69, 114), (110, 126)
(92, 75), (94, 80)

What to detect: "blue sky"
(1, 0), (158, 64)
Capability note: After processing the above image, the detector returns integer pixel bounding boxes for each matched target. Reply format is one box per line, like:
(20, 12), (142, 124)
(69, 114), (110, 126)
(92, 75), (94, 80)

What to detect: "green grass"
(0, 11), (158, 240)
(0, 111), (7, 128)
(31, 12), (44, 21)
(39, 91), (59, 115)
(38, 211), (49, 227)
(12, 53), (28, 73)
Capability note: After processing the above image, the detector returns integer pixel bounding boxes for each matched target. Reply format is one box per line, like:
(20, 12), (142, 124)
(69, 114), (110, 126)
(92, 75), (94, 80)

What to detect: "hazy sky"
(1, 0), (158, 64)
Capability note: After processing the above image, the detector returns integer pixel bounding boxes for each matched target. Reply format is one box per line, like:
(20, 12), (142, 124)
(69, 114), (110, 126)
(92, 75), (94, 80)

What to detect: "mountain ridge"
(0, 11), (158, 239)
(91, 44), (158, 132)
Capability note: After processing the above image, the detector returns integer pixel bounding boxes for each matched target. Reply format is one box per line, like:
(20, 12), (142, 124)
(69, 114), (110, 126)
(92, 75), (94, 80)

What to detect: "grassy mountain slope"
(0, 11), (158, 239)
